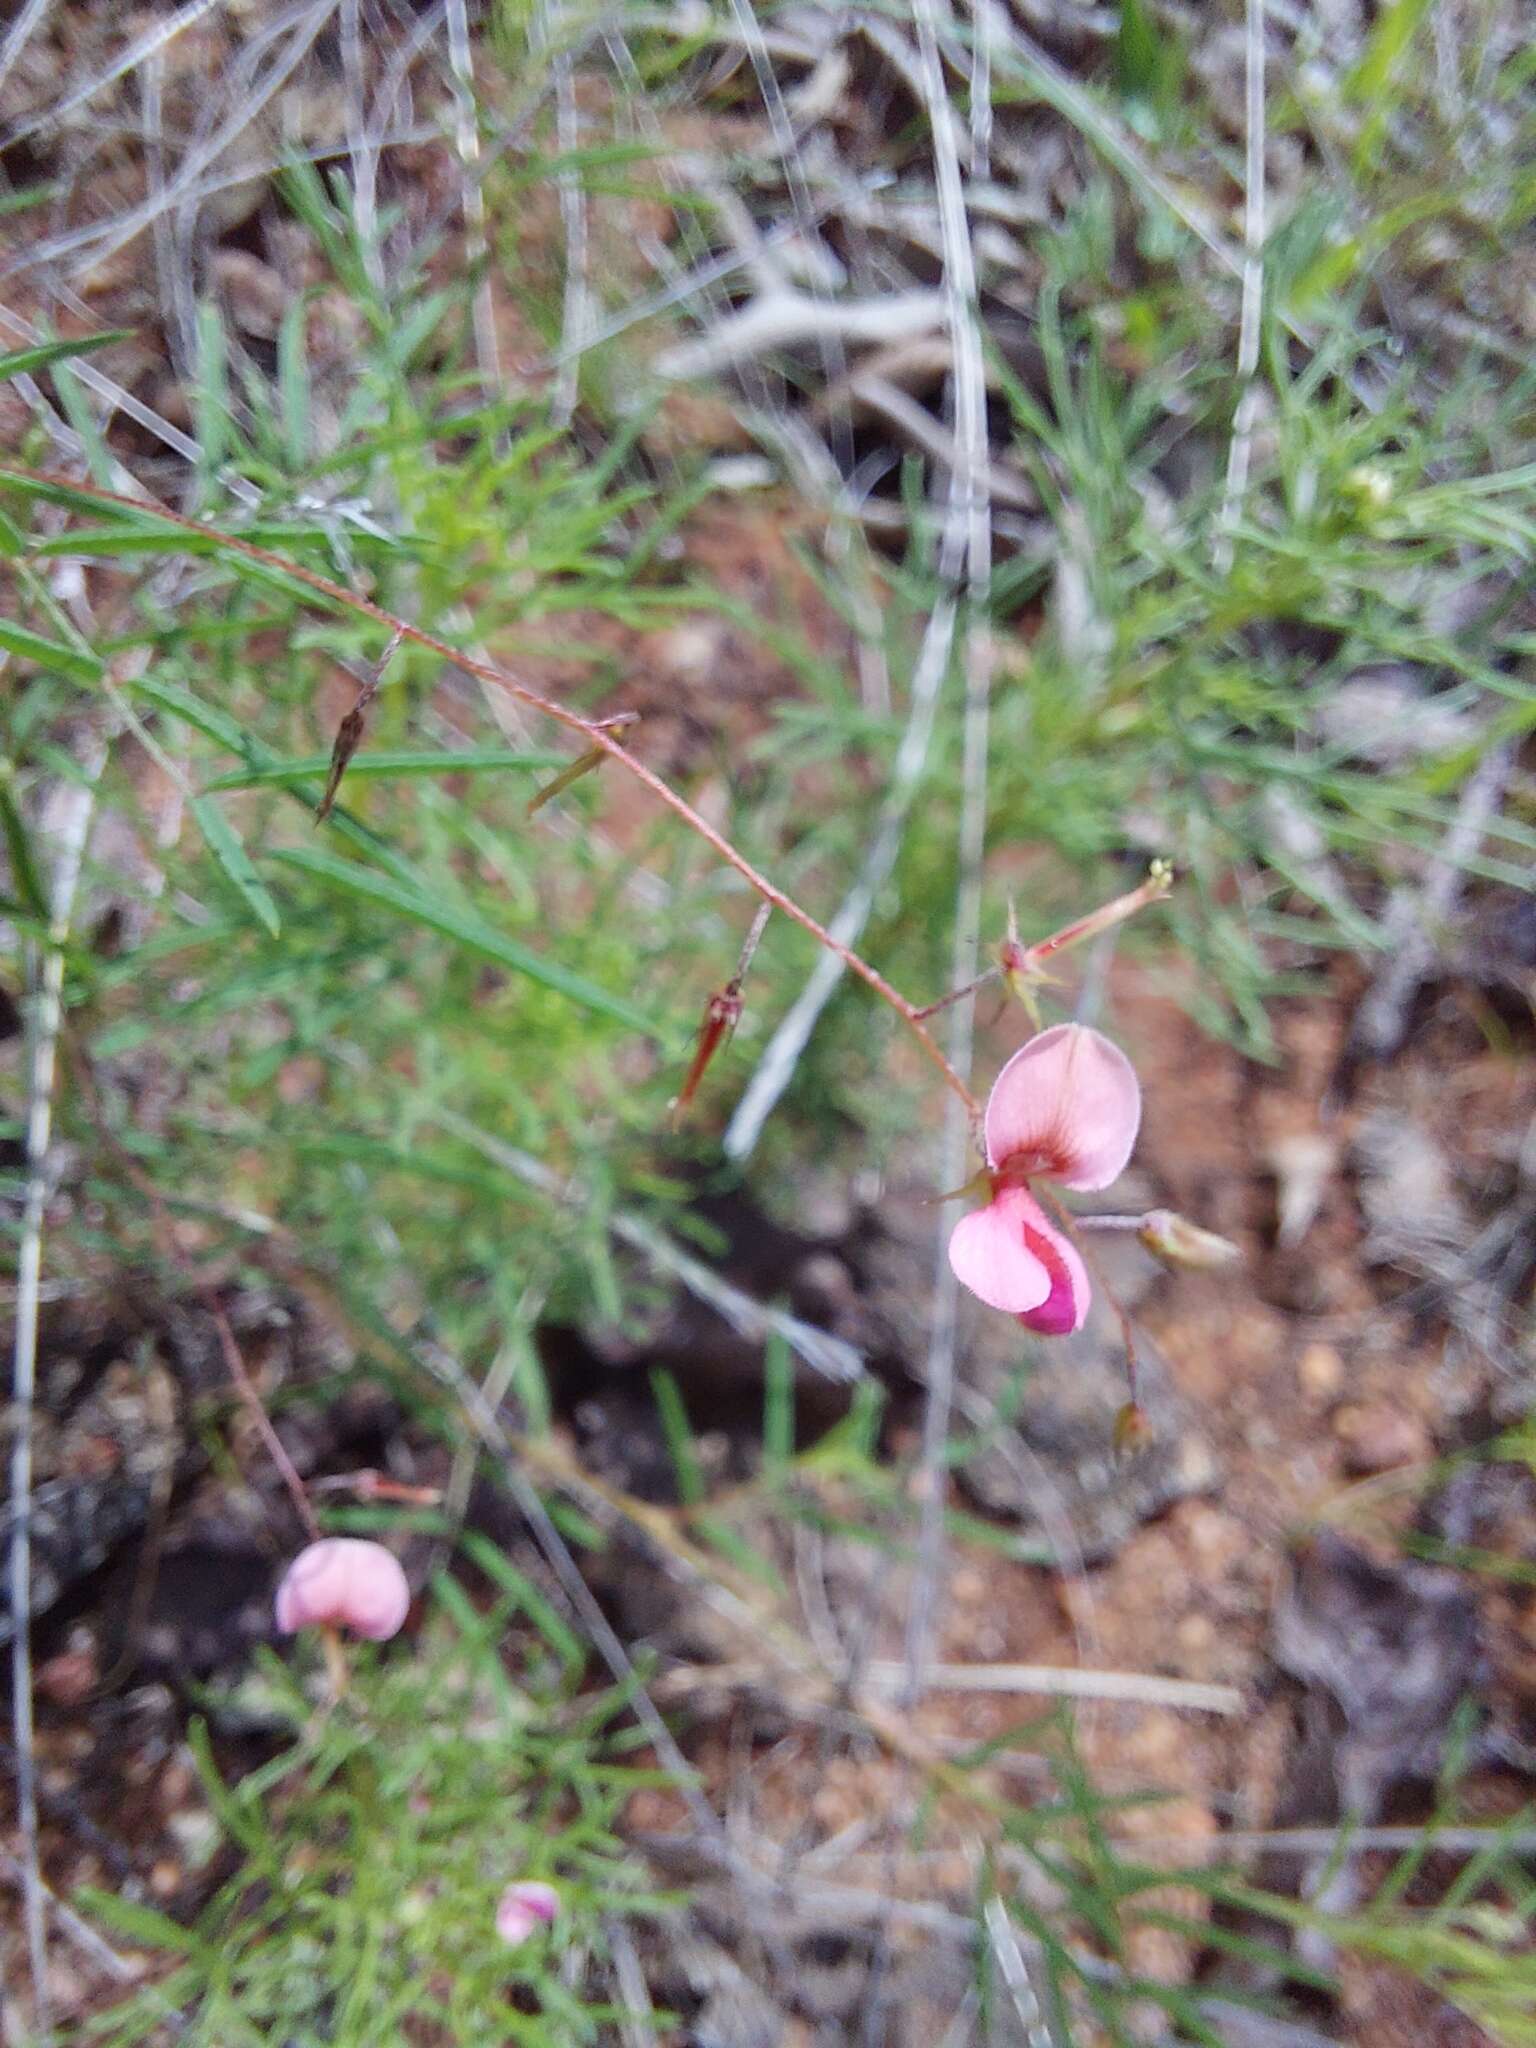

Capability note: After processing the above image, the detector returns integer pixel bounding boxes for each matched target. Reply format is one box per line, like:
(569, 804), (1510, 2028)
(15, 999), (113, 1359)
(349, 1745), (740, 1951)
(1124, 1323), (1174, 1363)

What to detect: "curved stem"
(3, 466), (980, 1120)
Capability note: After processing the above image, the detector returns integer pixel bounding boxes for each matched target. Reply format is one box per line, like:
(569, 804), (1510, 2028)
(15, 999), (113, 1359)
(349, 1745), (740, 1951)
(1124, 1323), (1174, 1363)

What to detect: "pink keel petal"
(984, 1023), (1141, 1192)
(497, 1882), (560, 1946)
(948, 1184), (1053, 1315)
(1014, 1204), (1091, 1335)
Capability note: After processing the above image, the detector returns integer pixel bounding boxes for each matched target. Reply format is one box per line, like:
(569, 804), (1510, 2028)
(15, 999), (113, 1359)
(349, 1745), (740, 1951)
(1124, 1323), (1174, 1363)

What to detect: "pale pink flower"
(948, 1024), (1140, 1335)
(496, 1880), (560, 1946)
(273, 1537), (411, 1641)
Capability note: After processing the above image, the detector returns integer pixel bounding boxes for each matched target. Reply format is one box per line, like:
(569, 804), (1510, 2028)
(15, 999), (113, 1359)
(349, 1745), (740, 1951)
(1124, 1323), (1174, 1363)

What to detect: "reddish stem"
(1034, 1185), (1140, 1412)
(911, 964), (1000, 1021)
(6, 468), (978, 1118)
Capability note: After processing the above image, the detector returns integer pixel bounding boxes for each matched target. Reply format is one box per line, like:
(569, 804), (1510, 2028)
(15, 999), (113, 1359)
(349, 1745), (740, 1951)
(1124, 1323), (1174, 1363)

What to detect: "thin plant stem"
(1213, 0), (1266, 573)
(912, 964), (1000, 1021)
(9, 741), (104, 2043)
(904, 0), (995, 1703)
(0, 466), (980, 1122)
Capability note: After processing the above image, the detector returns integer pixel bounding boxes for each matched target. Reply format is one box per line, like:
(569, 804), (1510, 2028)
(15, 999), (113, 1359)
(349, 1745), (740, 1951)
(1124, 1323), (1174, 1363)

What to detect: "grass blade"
(0, 330), (132, 383)
(274, 844), (661, 1036)
(203, 747), (563, 791)
(0, 618), (103, 682)
(188, 795), (282, 937)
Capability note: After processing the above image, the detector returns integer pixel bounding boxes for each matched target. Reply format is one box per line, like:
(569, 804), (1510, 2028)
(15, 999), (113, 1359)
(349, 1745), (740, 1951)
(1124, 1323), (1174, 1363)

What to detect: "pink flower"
(273, 1537), (411, 1641)
(948, 1024), (1140, 1335)
(496, 1880), (560, 1946)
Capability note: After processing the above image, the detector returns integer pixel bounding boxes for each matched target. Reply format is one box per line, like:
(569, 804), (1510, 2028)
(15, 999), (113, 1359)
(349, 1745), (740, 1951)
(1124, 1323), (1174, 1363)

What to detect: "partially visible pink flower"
(983, 1023), (1141, 1191)
(273, 1537), (411, 1641)
(496, 1880), (560, 1946)
(949, 1024), (1140, 1334)
(948, 1182), (1092, 1334)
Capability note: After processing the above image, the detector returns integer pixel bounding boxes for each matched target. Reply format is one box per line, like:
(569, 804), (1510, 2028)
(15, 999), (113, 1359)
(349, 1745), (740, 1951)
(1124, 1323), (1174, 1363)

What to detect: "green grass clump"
(81, 1574), (666, 2048)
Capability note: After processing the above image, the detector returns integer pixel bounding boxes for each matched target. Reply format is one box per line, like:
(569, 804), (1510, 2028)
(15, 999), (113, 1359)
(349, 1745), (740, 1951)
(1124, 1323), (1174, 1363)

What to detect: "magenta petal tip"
(496, 1881), (560, 1946)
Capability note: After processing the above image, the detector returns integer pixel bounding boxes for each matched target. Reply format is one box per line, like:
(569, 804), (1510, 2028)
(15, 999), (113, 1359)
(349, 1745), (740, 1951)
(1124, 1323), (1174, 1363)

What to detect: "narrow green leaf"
(273, 844), (660, 1036)
(0, 184), (60, 220)
(0, 772), (48, 917)
(1115, 0), (1162, 98)
(75, 1889), (203, 1955)
(277, 293), (312, 468)
(650, 1368), (704, 1507)
(0, 467), (141, 519)
(193, 298), (230, 484)
(763, 1329), (795, 1476)
(203, 746), (562, 791)
(456, 1531), (585, 1675)
(32, 520), (334, 559)
(49, 359), (115, 486)
(32, 524), (224, 559)
(1346, 0), (1434, 99)
(188, 795), (281, 937)
(0, 618), (103, 682)
(1346, 0), (1433, 171)
(129, 675), (250, 754)
(0, 330), (132, 384)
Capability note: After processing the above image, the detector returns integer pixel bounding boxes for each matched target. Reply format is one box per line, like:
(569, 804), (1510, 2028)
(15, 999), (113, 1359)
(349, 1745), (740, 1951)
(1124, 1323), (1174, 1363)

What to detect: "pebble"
(1297, 1341), (1345, 1400)
(1175, 1613), (1214, 1653)
(36, 1643), (97, 1708)
(1333, 1401), (1430, 1474)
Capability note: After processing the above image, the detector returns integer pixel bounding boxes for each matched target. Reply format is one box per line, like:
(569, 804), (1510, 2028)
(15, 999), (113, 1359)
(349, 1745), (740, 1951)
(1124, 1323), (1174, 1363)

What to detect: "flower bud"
(496, 1880), (560, 1946)
(273, 1538), (411, 1642)
(1137, 1209), (1242, 1272)
(1343, 463), (1393, 512)
(1112, 1401), (1154, 1456)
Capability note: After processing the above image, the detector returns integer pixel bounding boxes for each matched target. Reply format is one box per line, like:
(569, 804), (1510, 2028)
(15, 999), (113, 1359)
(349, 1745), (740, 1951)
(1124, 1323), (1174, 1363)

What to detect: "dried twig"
(725, 0), (852, 467)
(984, 1895), (1057, 2048)
(0, 0), (53, 100)
(8, 741), (105, 2042)
(0, 1849), (138, 1985)
(844, 373), (1034, 509)
(545, 7), (590, 426)
(341, 0), (384, 292)
(605, 1914), (657, 2048)
(721, 577), (960, 1159)
(654, 287), (945, 380)
(864, 1662), (1243, 1716)
(446, 0), (502, 396)
(2, 0), (339, 284)
(904, 0), (994, 1704)
(0, 0), (221, 152)
(1213, 0), (1268, 574)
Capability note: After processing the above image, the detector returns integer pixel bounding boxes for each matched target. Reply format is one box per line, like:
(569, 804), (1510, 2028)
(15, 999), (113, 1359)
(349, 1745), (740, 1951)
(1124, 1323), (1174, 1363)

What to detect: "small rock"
(36, 1630), (97, 1706)
(1265, 1131), (1338, 1247)
(211, 249), (291, 339)
(1298, 1341), (1345, 1401)
(1333, 1402), (1430, 1474)
(1176, 1612), (1214, 1653)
